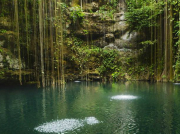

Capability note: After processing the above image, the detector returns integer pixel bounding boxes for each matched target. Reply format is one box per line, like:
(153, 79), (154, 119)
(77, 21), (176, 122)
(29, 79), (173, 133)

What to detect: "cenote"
(1, 82), (180, 134)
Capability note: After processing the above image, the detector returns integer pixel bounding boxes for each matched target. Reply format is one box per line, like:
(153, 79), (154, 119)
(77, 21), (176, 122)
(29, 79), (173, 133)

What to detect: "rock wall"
(0, 0), (148, 84)
(66, 0), (148, 81)
(72, 0), (142, 52)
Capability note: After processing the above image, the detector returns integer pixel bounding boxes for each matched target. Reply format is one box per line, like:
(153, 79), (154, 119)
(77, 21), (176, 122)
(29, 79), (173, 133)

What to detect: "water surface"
(0, 82), (180, 134)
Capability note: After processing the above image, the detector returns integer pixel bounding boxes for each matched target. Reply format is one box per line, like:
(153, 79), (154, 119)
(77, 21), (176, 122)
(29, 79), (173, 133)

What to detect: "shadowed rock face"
(105, 34), (115, 43)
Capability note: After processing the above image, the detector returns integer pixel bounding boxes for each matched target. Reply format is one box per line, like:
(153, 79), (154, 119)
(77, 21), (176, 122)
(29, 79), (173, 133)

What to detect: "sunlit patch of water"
(35, 119), (83, 133)
(111, 95), (138, 100)
(174, 83), (180, 85)
(34, 117), (100, 133)
(85, 117), (100, 125)
(74, 81), (81, 83)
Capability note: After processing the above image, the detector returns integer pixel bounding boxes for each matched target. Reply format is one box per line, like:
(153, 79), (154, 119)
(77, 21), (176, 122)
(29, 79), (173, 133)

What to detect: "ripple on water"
(34, 117), (100, 133)
(111, 95), (138, 100)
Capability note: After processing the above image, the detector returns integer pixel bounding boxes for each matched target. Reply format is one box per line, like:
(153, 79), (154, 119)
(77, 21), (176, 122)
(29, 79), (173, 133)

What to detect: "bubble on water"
(111, 95), (138, 100)
(34, 119), (84, 133)
(85, 117), (100, 125)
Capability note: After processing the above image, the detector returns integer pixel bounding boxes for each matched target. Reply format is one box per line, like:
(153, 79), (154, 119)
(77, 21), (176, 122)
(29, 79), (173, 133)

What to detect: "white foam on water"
(34, 117), (101, 133)
(34, 119), (84, 133)
(111, 95), (138, 100)
(85, 117), (100, 125)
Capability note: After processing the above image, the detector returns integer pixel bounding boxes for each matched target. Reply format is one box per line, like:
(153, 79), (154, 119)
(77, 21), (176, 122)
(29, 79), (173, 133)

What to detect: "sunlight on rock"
(111, 95), (138, 100)
(35, 117), (100, 133)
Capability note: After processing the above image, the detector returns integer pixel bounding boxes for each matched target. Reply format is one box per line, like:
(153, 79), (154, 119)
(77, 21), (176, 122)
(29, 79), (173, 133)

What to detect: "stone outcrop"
(0, 47), (25, 70)
(83, 2), (99, 12)
(105, 34), (115, 43)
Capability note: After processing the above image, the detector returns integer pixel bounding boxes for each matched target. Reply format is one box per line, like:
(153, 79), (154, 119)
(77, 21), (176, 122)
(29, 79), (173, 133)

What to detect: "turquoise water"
(1, 82), (180, 134)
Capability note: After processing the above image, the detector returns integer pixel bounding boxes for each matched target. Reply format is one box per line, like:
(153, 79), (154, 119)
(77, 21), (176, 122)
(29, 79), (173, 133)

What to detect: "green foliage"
(125, 1), (163, 32)
(97, 49), (119, 75)
(67, 36), (122, 78)
(105, 0), (118, 9)
(175, 60), (180, 81)
(69, 6), (85, 23)
(71, 45), (95, 73)
(0, 29), (7, 33)
(0, 71), (5, 79)
(111, 67), (125, 80)
(99, 8), (115, 20)
(112, 71), (120, 78)
(59, 2), (68, 12)
(83, 29), (88, 35)
(98, 0), (118, 20)
(141, 40), (156, 45)
(0, 0), (12, 17)
(162, 74), (166, 79)
(72, 37), (84, 46)
(149, 64), (154, 76)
